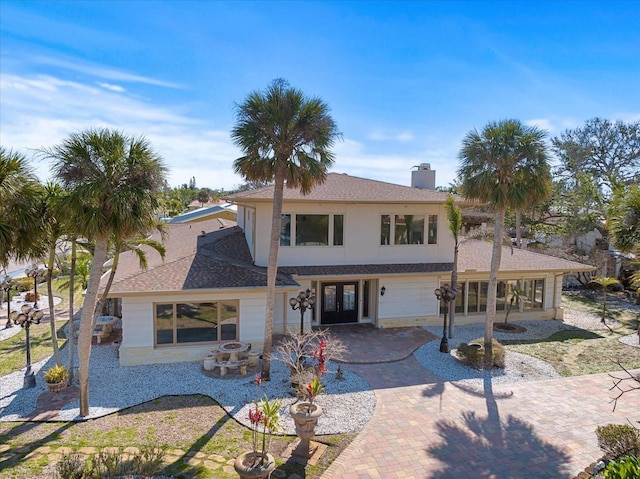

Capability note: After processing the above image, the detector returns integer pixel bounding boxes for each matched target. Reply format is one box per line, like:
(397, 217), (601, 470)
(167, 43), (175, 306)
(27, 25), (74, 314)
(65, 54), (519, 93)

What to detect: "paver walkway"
(321, 355), (640, 479)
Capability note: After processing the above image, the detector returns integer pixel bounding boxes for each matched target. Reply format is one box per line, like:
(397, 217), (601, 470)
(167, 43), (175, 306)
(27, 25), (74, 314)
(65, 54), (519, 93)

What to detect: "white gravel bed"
(0, 344), (375, 435)
(415, 319), (569, 388)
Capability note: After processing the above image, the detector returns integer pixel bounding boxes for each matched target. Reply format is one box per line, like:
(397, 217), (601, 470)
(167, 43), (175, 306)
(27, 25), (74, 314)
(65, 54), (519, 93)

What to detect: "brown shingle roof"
(105, 221), (298, 295)
(458, 240), (594, 274)
(279, 263), (453, 277)
(227, 172), (472, 205)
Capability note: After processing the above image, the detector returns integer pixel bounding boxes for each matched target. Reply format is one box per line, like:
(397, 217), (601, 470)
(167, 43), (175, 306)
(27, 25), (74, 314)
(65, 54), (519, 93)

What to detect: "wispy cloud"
(97, 82), (125, 92)
(0, 72), (238, 188)
(33, 56), (183, 89)
(367, 129), (414, 142)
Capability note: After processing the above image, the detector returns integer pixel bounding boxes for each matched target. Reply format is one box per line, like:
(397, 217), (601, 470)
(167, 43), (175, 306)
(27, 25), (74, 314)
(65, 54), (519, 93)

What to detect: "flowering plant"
(305, 376), (325, 406)
(248, 375), (282, 466)
(313, 338), (327, 375)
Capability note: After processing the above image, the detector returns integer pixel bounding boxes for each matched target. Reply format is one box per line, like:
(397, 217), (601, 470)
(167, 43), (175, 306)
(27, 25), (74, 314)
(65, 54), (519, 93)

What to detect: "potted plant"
(289, 375), (325, 459)
(234, 377), (282, 479)
(43, 365), (69, 393)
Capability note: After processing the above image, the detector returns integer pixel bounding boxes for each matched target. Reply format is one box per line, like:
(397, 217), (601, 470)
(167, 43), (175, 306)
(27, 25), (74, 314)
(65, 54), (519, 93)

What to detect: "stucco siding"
(252, 201), (454, 267)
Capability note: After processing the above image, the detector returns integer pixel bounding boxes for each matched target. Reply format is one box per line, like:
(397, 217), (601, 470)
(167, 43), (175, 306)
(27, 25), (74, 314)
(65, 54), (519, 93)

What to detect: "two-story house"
(105, 170), (593, 366)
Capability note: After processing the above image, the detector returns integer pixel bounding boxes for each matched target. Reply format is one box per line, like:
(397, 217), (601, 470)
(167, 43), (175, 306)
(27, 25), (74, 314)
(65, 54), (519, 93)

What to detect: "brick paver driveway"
(322, 356), (639, 479)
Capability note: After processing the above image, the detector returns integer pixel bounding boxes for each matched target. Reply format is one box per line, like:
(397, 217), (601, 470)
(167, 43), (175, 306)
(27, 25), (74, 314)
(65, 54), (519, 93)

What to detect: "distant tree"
(552, 118), (640, 194)
(590, 276), (621, 327)
(44, 128), (166, 416)
(458, 119), (551, 368)
(609, 184), (640, 253)
(231, 78), (340, 380)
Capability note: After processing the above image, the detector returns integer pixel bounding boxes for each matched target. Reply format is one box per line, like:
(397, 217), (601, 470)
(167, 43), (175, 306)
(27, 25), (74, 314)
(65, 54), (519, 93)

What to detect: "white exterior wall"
(119, 290), (270, 366)
(252, 201), (454, 267)
(377, 275), (440, 327)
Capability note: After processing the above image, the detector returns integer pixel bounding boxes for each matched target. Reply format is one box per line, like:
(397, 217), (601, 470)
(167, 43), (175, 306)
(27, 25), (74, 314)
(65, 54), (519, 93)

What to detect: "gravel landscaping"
(1, 306), (637, 437)
(0, 344), (375, 435)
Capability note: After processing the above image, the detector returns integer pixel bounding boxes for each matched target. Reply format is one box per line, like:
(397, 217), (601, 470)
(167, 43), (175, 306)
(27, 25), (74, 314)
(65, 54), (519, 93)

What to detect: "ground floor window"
(155, 300), (238, 346)
(447, 278), (545, 315)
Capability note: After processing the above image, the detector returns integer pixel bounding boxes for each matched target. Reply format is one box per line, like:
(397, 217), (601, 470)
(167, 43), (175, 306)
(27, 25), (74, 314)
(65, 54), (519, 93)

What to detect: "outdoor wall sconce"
(380, 286), (386, 296)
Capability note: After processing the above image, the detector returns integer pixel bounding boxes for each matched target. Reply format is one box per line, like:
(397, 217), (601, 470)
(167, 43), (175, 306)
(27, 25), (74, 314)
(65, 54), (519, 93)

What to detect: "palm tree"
(590, 276), (620, 327)
(40, 182), (68, 366)
(445, 195), (462, 338)
(0, 147), (45, 267)
(95, 232), (166, 322)
(231, 78), (340, 380)
(458, 119), (550, 368)
(43, 128), (166, 416)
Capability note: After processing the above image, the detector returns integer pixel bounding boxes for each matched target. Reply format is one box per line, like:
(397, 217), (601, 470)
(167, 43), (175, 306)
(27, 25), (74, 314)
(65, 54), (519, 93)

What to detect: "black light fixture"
(434, 283), (456, 353)
(1, 276), (14, 329)
(14, 305), (44, 388)
(380, 286), (386, 296)
(25, 265), (46, 309)
(289, 289), (316, 335)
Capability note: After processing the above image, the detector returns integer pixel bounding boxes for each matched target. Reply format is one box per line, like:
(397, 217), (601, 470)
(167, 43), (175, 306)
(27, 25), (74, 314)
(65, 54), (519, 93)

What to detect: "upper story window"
(381, 214), (434, 245)
(280, 213), (344, 247)
(428, 215), (438, 244)
(280, 214), (291, 246)
(296, 214), (329, 245)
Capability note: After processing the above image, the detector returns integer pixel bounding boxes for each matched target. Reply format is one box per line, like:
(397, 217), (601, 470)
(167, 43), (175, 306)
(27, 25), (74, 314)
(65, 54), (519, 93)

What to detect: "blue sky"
(1, 1), (638, 190)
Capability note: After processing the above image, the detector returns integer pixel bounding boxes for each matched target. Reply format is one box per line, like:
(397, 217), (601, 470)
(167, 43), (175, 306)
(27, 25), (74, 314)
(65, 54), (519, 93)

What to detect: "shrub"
(43, 365), (69, 384)
(604, 455), (640, 479)
(55, 444), (167, 479)
(596, 424), (640, 460)
(457, 338), (506, 369)
(24, 291), (41, 302)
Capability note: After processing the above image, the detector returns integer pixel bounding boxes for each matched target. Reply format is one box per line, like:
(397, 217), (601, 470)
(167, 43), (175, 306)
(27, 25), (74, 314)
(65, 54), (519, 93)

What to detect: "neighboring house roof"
(458, 240), (595, 274)
(104, 219), (297, 295)
(226, 172), (473, 205)
(169, 203), (237, 224)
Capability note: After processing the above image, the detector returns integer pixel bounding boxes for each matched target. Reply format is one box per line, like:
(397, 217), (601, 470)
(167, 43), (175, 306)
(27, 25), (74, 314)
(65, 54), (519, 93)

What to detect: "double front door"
(321, 282), (358, 324)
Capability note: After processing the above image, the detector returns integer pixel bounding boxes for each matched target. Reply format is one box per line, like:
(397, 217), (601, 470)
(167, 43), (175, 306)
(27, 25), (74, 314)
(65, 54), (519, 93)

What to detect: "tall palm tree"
(458, 119), (550, 367)
(43, 128), (166, 416)
(231, 78), (340, 380)
(445, 195), (462, 338)
(40, 182), (68, 366)
(0, 147), (45, 267)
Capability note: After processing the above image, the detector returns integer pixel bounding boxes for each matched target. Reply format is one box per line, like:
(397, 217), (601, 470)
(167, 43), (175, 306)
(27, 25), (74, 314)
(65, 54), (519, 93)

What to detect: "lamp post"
(25, 265), (46, 309)
(1, 276), (14, 328)
(14, 304), (44, 388)
(289, 289), (316, 335)
(434, 283), (456, 353)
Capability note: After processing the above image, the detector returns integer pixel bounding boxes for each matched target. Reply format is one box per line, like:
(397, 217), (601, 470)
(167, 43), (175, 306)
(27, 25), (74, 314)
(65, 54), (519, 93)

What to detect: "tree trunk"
(485, 209), (505, 368)
(448, 241), (459, 338)
(78, 237), (108, 417)
(46, 243), (61, 366)
(67, 240), (76, 384)
(260, 165), (286, 381)
(515, 211), (523, 249)
(94, 250), (119, 329)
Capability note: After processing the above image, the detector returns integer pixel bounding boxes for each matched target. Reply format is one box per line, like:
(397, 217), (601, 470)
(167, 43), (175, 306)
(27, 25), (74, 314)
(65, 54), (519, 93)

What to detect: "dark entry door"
(321, 282), (358, 324)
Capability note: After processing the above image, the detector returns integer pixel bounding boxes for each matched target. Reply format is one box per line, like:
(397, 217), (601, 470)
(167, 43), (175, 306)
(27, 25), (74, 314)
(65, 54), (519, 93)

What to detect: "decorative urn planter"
(234, 451), (276, 479)
(46, 379), (68, 394)
(43, 365), (69, 394)
(289, 402), (323, 457)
